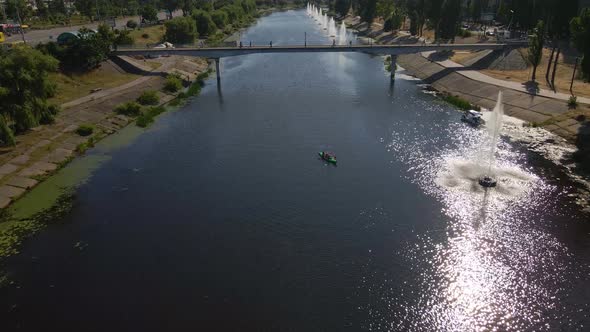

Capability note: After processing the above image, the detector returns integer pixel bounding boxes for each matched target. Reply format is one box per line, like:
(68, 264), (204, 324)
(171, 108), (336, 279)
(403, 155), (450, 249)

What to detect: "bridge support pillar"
(215, 58), (221, 86)
(390, 55), (397, 82)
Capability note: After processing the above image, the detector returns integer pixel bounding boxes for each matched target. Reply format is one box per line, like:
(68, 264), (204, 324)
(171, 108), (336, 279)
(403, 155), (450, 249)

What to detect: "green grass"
(49, 70), (139, 105)
(128, 25), (166, 46)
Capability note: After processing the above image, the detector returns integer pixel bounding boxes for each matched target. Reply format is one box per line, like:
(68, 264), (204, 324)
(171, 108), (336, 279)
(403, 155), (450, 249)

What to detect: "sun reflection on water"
(367, 99), (586, 331)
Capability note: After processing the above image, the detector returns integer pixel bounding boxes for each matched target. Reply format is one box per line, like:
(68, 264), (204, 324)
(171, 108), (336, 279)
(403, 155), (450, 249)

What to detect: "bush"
(127, 20), (138, 29)
(142, 33), (150, 39)
(39, 104), (60, 125)
(0, 115), (16, 147)
(137, 90), (160, 105)
(568, 96), (578, 109)
(164, 74), (183, 93)
(76, 124), (94, 136)
(115, 101), (142, 116)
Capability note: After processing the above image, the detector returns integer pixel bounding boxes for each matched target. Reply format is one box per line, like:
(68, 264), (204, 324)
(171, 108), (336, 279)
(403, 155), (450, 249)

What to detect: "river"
(1, 9), (589, 331)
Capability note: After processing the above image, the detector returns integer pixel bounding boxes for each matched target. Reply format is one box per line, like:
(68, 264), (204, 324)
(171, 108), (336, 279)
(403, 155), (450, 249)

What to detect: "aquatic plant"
(442, 94), (475, 111)
(136, 106), (167, 128)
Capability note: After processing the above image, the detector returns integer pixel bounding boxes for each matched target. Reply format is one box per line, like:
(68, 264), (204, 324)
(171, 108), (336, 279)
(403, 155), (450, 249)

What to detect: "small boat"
(461, 109), (484, 126)
(319, 151), (337, 164)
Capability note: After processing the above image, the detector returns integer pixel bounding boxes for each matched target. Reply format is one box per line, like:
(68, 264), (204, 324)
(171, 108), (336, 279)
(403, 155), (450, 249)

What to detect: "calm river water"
(1, 9), (590, 331)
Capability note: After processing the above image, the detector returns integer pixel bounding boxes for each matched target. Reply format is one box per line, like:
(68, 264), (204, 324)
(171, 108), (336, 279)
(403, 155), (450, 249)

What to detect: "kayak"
(319, 151), (337, 164)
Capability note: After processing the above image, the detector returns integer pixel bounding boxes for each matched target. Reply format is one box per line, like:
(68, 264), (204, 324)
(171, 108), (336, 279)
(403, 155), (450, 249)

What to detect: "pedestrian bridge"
(114, 42), (522, 84)
(114, 43), (510, 59)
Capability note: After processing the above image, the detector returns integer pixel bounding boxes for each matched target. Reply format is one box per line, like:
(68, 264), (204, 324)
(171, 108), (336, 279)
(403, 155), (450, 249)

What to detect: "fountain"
(306, 3), (350, 43)
(338, 21), (347, 45)
(479, 91), (504, 188)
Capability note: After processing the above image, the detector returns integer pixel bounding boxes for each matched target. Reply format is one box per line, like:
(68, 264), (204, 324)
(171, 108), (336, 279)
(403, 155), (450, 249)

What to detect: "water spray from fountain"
(479, 91), (504, 188)
(306, 3), (349, 44)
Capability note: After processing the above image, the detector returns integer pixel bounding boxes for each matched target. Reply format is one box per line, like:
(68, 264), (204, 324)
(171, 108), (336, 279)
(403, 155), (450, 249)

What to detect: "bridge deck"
(114, 43), (516, 58)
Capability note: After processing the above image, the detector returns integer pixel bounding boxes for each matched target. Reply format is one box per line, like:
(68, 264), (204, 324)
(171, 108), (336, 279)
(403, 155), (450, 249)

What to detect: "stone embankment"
(343, 15), (590, 143)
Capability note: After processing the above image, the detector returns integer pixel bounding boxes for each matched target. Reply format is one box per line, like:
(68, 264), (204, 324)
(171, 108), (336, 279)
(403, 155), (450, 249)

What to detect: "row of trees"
(0, 0), (263, 24)
(328, 0), (589, 78)
(163, 0), (258, 43)
(330, 0), (582, 39)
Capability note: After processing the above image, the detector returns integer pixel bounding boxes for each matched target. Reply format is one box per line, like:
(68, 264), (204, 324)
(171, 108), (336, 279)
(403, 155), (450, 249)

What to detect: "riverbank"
(0, 54), (210, 264)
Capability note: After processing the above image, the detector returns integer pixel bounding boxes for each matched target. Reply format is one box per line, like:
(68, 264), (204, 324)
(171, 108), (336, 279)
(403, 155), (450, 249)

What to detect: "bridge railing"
(115, 39), (512, 51)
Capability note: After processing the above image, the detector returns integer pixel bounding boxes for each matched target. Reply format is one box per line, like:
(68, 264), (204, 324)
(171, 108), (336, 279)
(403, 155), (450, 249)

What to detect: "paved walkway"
(421, 51), (590, 104)
(397, 54), (586, 141)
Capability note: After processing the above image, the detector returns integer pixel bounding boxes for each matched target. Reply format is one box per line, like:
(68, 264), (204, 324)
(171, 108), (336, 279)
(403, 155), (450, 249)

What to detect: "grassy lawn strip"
(49, 69), (139, 105)
(127, 25), (166, 46)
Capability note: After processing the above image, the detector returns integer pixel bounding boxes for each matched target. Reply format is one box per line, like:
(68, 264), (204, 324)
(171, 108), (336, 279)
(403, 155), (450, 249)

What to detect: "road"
(5, 11), (179, 45)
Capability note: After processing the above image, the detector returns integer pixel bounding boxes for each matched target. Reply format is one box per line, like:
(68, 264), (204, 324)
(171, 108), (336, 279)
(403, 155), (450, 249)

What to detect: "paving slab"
(469, 85), (503, 100)
(530, 100), (569, 116)
(0, 163), (19, 176)
(5, 176), (38, 189)
(64, 136), (88, 146)
(9, 155), (30, 165)
(0, 196), (11, 209)
(19, 161), (58, 177)
(62, 124), (78, 133)
(42, 148), (73, 164)
(508, 109), (551, 124)
(557, 118), (580, 128)
(0, 185), (26, 198)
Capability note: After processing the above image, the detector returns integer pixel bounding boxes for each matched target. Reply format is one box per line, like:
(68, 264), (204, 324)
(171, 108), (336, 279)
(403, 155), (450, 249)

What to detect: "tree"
(438, 0), (461, 40)
(164, 16), (198, 44)
(334, 0), (350, 17)
(359, 0), (377, 24)
(5, 0), (33, 21)
(0, 47), (59, 136)
(192, 9), (217, 36)
(48, 0), (67, 16)
(140, 4), (158, 22)
(74, 0), (95, 20)
(160, 0), (180, 19)
(570, 8), (590, 80)
(407, 0), (425, 36)
(211, 10), (229, 28)
(180, 0), (195, 16)
(527, 20), (545, 82)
